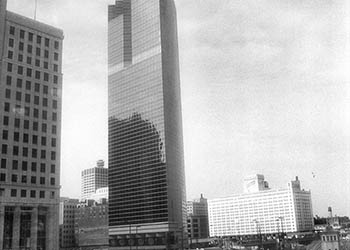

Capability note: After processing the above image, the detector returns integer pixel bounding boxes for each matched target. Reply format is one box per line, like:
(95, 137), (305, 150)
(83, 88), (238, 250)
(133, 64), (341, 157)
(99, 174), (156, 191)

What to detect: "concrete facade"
(81, 160), (108, 200)
(0, 1), (63, 249)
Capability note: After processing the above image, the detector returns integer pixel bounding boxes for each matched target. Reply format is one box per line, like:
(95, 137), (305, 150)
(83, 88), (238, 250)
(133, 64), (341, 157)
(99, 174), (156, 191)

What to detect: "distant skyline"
(7, 0), (350, 217)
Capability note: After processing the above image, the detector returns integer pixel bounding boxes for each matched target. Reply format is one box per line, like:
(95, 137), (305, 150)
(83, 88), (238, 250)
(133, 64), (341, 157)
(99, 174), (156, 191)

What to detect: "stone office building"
(0, 0), (64, 249)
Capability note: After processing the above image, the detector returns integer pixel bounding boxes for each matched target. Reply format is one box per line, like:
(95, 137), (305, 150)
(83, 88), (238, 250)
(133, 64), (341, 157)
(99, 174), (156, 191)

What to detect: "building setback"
(108, 0), (187, 249)
(208, 176), (314, 237)
(0, 1), (63, 249)
(81, 160), (108, 200)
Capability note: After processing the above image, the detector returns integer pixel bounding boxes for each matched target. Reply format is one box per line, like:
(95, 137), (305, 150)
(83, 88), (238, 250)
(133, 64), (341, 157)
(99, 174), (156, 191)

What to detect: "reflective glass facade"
(108, 0), (186, 249)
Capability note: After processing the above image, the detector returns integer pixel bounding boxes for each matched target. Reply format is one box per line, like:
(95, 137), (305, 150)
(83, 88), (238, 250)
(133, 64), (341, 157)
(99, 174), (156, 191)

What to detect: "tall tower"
(81, 160), (108, 200)
(108, 1), (187, 249)
(0, 1), (63, 249)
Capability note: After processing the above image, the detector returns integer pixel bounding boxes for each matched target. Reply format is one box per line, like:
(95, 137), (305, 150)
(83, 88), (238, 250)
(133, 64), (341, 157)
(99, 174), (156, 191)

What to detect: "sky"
(6, 0), (350, 217)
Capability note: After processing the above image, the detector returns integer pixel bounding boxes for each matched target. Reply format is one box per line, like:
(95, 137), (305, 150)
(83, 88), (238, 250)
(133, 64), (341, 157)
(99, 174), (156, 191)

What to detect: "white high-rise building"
(208, 176), (313, 237)
(81, 160), (108, 200)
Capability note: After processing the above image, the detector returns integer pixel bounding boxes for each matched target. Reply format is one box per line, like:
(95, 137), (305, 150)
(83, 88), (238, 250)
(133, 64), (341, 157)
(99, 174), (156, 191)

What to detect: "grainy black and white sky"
(7, 0), (350, 216)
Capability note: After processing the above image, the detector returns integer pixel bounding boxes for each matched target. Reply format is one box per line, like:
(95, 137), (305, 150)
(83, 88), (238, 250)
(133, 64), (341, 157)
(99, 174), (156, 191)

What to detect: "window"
(53, 75), (58, 84)
(4, 103), (10, 112)
(40, 150), (46, 159)
(26, 68), (32, 77)
(50, 191), (55, 199)
(13, 146), (19, 156)
(50, 164), (55, 173)
(44, 61), (48, 69)
(12, 160), (18, 170)
(9, 26), (15, 35)
(37, 35), (42, 44)
(14, 132), (19, 141)
(3, 116), (9, 126)
(27, 44), (33, 53)
(34, 96), (39, 105)
(45, 38), (50, 47)
(17, 66), (23, 75)
(28, 32), (33, 41)
(17, 78), (23, 88)
(24, 120), (29, 129)
(22, 161), (28, 171)
(35, 71), (40, 79)
(40, 124), (47, 133)
(25, 94), (30, 103)
(1, 158), (6, 168)
(22, 147), (28, 157)
(41, 137), (46, 146)
(6, 75), (12, 85)
(40, 177), (45, 185)
(7, 63), (12, 72)
(14, 118), (20, 128)
(44, 50), (49, 58)
(21, 175), (27, 183)
(15, 91), (21, 101)
(11, 189), (17, 197)
(31, 162), (37, 172)
(8, 50), (13, 59)
(51, 151), (56, 160)
(35, 83), (40, 92)
(0, 173), (6, 182)
(50, 178), (55, 185)
(53, 88), (58, 97)
(31, 176), (36, 184)
(2, 130), (8, 140)
(44, 72), (49, 81)
(43, 98), (48, 107)
(23, 134), (29, 143)
(19, 42), (24, 51)
(21, 190), (26, 198)
(25, 81), (31, 90)
(40, 163), (45, 173)
(12, 175), (17, 182)
(20, 29), (25, 39)
(18, 54), (23, 62)
(5, 89), (11, 98)
(36, 47), (41, 56)
(51, 138), (56, 147)
(43, 85), (48, 94)
(54, 52), (59, 61)
(33, 122), (38, 131)
(32, 135), (38, 145)
(8, 38), (14, 47)
(42, 110), (47, 120)
(30, 190), (36, 198)
(52, 125), (57, 134)
(27, 56), (32, 64)
(24, 107), (30, 116)
(35, 59), (40, 67)
(54, 41), (59, 49)
(33, 108), (39, 118)
(53, 64), (58, 72)
(39, 191), (45, 198)
(31, 148), (37, 158)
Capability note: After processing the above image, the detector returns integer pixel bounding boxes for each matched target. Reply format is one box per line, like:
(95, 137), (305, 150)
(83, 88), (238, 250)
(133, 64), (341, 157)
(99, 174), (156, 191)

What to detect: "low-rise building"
(59, 197), (79, 249)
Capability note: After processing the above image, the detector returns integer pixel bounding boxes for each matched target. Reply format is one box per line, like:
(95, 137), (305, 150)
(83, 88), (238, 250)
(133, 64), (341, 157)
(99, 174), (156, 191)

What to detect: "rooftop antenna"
(34, 0), (37, 20)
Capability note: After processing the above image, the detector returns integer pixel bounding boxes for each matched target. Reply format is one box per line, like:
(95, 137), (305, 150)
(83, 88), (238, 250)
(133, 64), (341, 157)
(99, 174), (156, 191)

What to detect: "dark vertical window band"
(122, 0), (132, 65)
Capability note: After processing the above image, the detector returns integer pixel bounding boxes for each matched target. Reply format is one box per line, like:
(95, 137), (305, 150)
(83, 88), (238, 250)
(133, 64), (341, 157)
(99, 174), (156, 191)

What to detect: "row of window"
(1, 145), (56, 160)
(0, 159), (55, 173)
(0, 173), (55, 185)
(8, 45), (59, 63)
(2, 131), (56, 147)
(1, 119), (56, 135)
(3, 107), (58, 121)
(4, 90), (58, 108)
(1, 188), (55, 199)
(5, 77), (57, 94)
(8, 50), (58, 70)
(7, 62), (59, 78)
(9, 25), (60, 50)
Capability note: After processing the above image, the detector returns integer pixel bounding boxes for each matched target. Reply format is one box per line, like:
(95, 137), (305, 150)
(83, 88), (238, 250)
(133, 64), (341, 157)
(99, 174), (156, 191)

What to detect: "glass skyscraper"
(108, 0), (187, 249)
